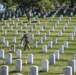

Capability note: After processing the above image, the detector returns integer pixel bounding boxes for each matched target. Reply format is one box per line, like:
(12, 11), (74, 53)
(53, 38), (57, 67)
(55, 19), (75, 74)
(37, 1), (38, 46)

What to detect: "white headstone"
(59, 45), (64, 53)
(14, 30), (18, 35)
(12, 20), (15, 24)
(62, 26), (65, 32)
(36, 30), (40, 35)
(69, 17), (71, 21)
(74, 51), (76, 61)
(38, 37), (43, 44)
(54, 50), (59, 60)
(67, 20), (70, 25)
(10, 45), (15, 52)
(72, 31), (75, 36)
(65, 23), (68, 28)
(0, 49), (4, 58)
(68, 60), (75, 73)
(9, 26), (13, 31)
(41, 45), (47, 53)
(51, 27), (54, 32)
(20, 20), (23, 24)
(6, 53), (12, 64)
(40, 26), (43, 32)
(27, 54), (33, 64)
(46, 12), (48, 16)
(48, 41), (53, 48)
(49, 54), (55, 64)
(59, 17), (62, 21)
(3, 30), (7, 35)
(57, 20), (60, 24)
(36, 15), (38, 19)
(32, 17), (36, 21)
(13, 16), (15, 19)
(41, 59), (49, 72)
(18, 41), (23, 47)
(43, 34), (46, 40)
(30, 26), (33, 31)
(53, 38), (57, 44)
(37, 20), (40, 25)
(28, 20), (31, 24)
(0, 26), (3, 31)
(3, 21), (6, 25)
(58, 30), (62, 36)
(54, 23), (57, 28)
(31, 34), (34, 40)
(63, 10), (66, 14)
(6, 23), (9, 28)
(64, 41), (68, 48)
(12, 37), (16, 43)
(33, 41), (37, 48)
(15, 59), (22, 72)
(69, 33), (74, 40)
(1, 18), (4, 21)
(19, 34), (23, 39)
(16, 50), (22, 58)
(46, 30), (50, 36)
(33, 23), (36, 28)
(50, 17), (53, 21)
(8, 18), (11, 21)
(60, 15), (63, 18)
(19, 27), (23, 31)
(43, 24), (47, 28)
(43, 15), (46, 18)
(1, 37), (5, 43)
(73, 26), (76, 31)
(4, 41), (9, 47)
(29, 66), (38, 75)
(0, 65), (9, 75)
(16, 18), (19, 21)
(48, 11), (51, 14)
(70, 12), (73, 16)
(63, 66), (72, 75)
(34, 11), (36, 15)
(15, 23), (18, 28)
(24, 23), (27, 28)
(38, 13), (41, 17)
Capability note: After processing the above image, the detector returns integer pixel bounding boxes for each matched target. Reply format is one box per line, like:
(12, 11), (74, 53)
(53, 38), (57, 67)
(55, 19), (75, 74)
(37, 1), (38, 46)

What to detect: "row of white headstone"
(50, 7), (62, 21)
(58, 17), (71, 36)
(41, 40), (68, 53)
(61, 51), (76, 75)
(0, 49), (34, 64)
(0, 17), (71, 37)
(2, 61), (76, 75)
(0, 19), (74, 48)
(0, 65), (41, 75)
(69, 25), (76, 41)
(60, 24), (76, 75)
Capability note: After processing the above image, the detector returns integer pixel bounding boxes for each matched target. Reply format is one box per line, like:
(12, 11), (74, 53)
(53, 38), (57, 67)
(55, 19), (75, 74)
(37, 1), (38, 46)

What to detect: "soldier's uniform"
(27, 11), (31, 21)
(20, 33), (31, 51)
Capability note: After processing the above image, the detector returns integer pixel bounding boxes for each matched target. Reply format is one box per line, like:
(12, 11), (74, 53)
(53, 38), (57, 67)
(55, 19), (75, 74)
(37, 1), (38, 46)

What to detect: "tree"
(37, 0), (51, 13)
(70, 0), (74, 7)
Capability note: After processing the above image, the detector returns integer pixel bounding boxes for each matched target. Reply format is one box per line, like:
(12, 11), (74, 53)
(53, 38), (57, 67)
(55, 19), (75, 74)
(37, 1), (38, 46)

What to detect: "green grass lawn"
(0, 9), (76, 75)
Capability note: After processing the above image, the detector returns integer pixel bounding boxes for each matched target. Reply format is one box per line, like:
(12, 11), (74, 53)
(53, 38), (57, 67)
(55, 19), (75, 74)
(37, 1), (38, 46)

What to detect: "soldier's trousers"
(24, 42), (30, 50)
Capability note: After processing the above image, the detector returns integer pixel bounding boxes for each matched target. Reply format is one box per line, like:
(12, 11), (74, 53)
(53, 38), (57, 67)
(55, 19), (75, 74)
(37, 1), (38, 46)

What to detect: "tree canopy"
(0, 0), (76, 11)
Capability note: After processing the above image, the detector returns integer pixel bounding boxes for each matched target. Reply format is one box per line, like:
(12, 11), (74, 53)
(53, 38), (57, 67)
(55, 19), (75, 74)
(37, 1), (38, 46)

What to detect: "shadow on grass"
(9, 70), (18, 73)
(39, 70), (46, 73)
(39, 70), (61, 75)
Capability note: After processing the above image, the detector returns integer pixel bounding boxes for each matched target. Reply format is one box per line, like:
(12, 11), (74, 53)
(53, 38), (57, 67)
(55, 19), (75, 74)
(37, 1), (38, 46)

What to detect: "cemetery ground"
(0, 9), (76, 75)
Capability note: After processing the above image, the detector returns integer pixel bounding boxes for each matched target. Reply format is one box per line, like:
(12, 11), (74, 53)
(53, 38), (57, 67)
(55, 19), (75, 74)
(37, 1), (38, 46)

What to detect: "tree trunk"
(70, 0), (74, 8)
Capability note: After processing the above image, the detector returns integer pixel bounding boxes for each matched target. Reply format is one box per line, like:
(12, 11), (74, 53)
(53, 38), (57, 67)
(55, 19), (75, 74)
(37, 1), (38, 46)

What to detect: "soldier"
(27, 10), (31, 22)
(20, 31), (31, 51)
